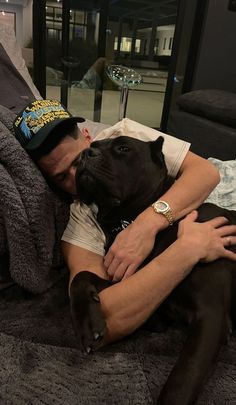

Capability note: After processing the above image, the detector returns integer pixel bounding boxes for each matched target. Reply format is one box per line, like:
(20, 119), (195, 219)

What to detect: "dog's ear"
(149, 136), (165, 165)
(153, 136), (164, 150)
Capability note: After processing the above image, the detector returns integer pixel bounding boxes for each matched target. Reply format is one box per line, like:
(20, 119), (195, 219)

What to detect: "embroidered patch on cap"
(13, 99), (85, 151)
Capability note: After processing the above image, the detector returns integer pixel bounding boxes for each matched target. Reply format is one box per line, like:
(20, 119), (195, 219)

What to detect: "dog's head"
(76, 135), (168, 217)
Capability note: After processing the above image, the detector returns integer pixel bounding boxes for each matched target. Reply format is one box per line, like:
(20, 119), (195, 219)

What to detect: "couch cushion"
(177, 89), (236, 129)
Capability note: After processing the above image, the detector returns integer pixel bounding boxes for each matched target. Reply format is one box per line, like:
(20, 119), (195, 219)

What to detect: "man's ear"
(81, 127), (92, 143)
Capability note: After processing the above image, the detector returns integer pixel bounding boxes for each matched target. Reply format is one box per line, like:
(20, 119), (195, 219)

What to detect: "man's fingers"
(182, 213), (231, 229)
(207, 216), (229, 228)
(122, 264), (137, 280)
(112, 262), (130, 282)
(223, 250), (236, 261)
(218, 225), (236, 236)
(106, 257), (121, 278)
(182, 210), (198, 223)
(222, 235), (236, 247)
(104, 251), (113, 268)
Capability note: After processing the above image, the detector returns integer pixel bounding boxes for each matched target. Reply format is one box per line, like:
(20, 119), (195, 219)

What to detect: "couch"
(168, 89), (236, 160)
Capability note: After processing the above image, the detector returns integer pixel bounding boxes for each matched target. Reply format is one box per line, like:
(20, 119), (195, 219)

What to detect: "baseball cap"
(13, 99), (85, 151)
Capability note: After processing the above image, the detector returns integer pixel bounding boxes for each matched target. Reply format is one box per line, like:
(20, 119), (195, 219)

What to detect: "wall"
(0, 0), (32, 47)
(22, 0), (32, 47)
(156, 25), (175, 56)
(193, 0), (236, 92)
(0, 2), (22, 45)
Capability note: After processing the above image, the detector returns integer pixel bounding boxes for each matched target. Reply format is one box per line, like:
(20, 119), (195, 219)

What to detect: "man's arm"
(104, 152), (220, 281)
(64, 212), (236, 346)
(64, 241), (195, 345)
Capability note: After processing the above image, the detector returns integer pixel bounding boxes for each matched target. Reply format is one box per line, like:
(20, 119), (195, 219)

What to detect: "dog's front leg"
(70, 271), (111, 353)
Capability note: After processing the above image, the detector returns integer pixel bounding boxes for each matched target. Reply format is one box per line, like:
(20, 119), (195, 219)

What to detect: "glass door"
(45, 0), (63, 101)
(103, 0), (178, 127)
(44, 0), (179, 127)
(34, 0), (207, 129)
(45, 0), (103, 122)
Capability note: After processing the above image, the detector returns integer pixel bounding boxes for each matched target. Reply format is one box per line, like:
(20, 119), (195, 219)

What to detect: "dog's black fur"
(70, 136), (236, 405)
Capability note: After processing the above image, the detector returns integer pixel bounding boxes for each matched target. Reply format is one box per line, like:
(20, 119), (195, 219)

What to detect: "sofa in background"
(168, 89), (236, 160)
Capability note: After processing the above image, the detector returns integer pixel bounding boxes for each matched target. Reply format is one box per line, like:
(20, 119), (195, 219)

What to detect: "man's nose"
(69, 165), (77, 178)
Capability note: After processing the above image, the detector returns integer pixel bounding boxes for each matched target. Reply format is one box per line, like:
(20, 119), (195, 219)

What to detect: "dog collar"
(111, 219), (132, 234)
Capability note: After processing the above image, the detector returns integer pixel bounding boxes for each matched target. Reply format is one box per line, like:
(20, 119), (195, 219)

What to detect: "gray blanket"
(0, 105), (70, 293)
(0, 279), (236, 404)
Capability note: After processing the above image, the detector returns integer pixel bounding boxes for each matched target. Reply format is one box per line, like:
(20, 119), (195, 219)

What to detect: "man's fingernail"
(94, 332), (100, 340)
(92, 293), (100, 302)
(86, 346), (92, 354)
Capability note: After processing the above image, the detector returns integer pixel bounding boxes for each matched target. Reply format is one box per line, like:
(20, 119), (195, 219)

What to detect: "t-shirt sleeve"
(61, 201), (106, 256)
(94, 118), (190, 178)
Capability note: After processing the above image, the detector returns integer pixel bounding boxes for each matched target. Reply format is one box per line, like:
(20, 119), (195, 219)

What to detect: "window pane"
(55, 7), (62, 20)
(46, 6), (54, 20)
(75, 10), (85, 24)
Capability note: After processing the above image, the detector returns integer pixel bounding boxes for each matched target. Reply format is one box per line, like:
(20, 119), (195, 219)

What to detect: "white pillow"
(0, 24), (41, 100)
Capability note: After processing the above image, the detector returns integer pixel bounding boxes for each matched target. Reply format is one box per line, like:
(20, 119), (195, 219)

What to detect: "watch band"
(151, 200), (174, 226)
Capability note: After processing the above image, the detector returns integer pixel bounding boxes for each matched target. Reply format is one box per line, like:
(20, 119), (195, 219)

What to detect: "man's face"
(37, 129), (91, 195)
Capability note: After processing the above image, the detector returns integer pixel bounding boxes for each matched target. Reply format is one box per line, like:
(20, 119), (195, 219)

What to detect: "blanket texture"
(0, 105), (70, 293)
(0, 279), (236, 404)
(206, 157), (236, 210)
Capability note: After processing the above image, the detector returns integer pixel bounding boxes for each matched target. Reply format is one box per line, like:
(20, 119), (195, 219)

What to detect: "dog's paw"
(70, 271), (110, 353)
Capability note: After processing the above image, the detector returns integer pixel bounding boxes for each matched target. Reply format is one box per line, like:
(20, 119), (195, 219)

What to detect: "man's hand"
(177, 211), (236, 263)
(104, 208), (163, 281)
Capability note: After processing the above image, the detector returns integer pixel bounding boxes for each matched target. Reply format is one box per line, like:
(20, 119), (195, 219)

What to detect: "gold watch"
(151, 200), (174, 226)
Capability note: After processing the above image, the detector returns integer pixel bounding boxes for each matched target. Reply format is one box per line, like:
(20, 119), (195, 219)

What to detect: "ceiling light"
(2, 11), (5, 15)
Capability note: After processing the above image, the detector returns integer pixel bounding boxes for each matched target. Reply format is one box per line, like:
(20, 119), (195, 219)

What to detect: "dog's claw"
(86, 346), (92, 354)
(94, 332), (100, 340)
(92, 292), (100, 302)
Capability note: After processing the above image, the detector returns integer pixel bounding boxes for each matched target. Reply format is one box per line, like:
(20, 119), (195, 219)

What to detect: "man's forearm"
(100, 238), (198, 343)
(161, 154), (220, 222)
(136, 153), (220, 235)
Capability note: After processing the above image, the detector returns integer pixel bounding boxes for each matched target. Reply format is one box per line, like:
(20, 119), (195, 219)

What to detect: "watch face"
(155, 201), (168, 212)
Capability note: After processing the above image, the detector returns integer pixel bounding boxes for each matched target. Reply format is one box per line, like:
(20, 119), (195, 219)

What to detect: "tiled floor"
(47, 86), (165, 128)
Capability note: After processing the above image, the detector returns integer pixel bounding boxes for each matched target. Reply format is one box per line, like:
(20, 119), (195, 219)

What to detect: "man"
(13, 99), (236, 346)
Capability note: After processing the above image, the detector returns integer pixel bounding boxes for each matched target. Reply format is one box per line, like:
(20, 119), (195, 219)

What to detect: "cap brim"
(25, 116), (85, 151)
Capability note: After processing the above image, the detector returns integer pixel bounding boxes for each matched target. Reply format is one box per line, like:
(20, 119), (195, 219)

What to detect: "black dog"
(70, 136), (236, 405)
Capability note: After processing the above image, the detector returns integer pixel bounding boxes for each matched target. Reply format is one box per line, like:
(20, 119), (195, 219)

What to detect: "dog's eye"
(118, 145), (130, 152)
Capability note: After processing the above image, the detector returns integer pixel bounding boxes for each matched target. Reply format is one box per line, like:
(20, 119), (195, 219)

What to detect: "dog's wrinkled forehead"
(91, 135), (164, 154)
(91, 135), (142, 149)
(90, 135), (165, 171)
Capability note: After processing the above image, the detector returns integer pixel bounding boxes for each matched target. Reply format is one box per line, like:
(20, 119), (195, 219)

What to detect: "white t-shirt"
(62, 118), (190, 256)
